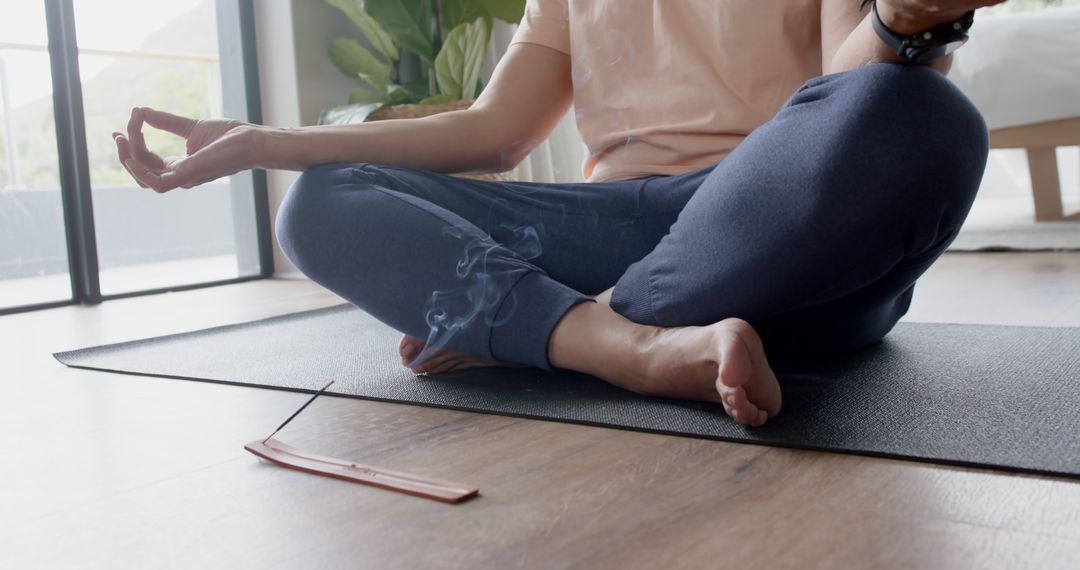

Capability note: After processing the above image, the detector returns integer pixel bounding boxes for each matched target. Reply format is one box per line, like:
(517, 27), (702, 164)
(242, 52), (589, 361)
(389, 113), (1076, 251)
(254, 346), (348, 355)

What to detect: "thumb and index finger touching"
(139, 107), (197, 138)
(112, 107), (199, 191)
(118, 107), (198, 164)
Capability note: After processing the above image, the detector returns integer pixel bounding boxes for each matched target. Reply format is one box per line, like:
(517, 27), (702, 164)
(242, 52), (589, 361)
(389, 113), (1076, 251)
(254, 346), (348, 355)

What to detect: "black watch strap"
(861, 1), (975, 63)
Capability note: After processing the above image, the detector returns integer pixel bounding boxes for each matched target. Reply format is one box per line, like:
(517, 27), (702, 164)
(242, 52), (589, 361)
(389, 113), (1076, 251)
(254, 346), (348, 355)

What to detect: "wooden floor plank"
(3, 253), (1079, 569)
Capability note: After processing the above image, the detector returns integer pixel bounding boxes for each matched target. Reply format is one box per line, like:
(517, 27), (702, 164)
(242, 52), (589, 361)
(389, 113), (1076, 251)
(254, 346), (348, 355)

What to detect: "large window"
(0, 0), (269, 315)
(0, 2), (70, 309)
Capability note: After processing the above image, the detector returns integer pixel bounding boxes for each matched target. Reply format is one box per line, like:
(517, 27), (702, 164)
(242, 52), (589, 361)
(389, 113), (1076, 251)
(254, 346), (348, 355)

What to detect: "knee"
(876, 66), (988, 229)
(274, 163), (353, 269)
(842, 63), (985, 131)
(847, 64), (989, 198)
(792, 64), (989, 228)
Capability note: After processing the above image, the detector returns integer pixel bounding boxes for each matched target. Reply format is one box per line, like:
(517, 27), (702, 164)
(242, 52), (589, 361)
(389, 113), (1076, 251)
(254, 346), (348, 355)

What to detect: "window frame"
(0, 0), (271, 317)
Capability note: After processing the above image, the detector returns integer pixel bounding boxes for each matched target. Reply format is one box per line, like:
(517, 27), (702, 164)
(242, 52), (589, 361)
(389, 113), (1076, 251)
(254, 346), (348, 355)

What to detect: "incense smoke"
(409, 222), (545, 367)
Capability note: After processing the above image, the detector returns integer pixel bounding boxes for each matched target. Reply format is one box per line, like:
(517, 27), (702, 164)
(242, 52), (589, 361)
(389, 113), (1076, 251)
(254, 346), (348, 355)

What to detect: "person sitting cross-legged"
(113, 0), (996, 427)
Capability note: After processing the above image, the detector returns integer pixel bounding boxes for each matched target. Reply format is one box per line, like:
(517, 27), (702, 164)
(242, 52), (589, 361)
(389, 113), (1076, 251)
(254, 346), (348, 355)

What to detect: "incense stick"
(247, 379), (479, 502)
(245, 438), (479, 503)
(262, 380), (335, 443)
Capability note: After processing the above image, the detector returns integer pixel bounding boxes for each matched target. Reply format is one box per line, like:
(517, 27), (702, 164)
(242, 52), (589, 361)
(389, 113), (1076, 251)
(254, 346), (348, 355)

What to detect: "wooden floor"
(3, 252), (1079, 569)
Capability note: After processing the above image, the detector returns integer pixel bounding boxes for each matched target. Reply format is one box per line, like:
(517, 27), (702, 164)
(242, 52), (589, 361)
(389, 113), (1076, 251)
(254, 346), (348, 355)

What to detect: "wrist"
(874, 0), (959, 36)
(254, 125), (306, 171)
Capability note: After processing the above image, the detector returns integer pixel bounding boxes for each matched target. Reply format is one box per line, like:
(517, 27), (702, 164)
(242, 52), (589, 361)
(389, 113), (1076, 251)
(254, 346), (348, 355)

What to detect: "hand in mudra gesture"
(112, 107), (259, 193)
(875, 0), (1005, 35)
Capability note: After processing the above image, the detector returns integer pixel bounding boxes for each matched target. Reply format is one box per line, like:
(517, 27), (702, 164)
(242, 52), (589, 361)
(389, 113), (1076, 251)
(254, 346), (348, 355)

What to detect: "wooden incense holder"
(245, 438), (479, 504)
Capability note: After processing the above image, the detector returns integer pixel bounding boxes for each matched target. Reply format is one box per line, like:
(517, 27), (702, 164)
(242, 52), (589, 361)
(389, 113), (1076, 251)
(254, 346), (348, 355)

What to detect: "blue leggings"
(275, 63), (988, 369)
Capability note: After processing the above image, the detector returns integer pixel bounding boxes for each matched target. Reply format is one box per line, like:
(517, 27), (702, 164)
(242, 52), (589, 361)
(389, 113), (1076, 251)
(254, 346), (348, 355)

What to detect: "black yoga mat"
(54, 304), (1080, 478)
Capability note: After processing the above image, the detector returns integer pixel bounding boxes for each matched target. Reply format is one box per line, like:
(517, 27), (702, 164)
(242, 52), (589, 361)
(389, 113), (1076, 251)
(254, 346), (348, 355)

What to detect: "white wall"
(253, 0), (362, 277)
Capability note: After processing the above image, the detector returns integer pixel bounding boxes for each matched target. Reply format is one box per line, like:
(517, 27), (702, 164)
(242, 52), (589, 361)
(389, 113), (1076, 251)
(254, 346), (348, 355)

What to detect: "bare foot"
(549, 303), (782, 427)
(400, 288), (783, 427)
(398, 335), (522, 375)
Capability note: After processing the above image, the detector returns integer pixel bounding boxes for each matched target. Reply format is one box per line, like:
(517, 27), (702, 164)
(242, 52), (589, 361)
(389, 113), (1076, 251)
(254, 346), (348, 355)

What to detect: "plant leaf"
(356, 71), (391, 94)
(318, 102), (385, 125)
(329, 37), (392, 87)
(348, 87), (384, 105)
(386, 84), (415, 104)
(434, 18), (490, 100)
(325, 0), (399, 61)
(365, 0), (436, 65)
(418, 94), (456, 105)
(403, 77), (430, 99)
(440, 0), (488, 31)
(480, 0), (525, 23)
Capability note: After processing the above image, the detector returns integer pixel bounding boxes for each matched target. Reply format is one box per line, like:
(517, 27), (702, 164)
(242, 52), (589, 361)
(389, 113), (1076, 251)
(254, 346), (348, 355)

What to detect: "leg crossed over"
(611, 63), (989, 355)
(275, 161), (689, 369)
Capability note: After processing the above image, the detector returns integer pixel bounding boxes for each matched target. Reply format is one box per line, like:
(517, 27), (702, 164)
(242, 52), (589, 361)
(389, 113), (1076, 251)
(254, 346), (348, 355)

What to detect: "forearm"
(254, 108), (511, 173)
(827, 7), (952, 75)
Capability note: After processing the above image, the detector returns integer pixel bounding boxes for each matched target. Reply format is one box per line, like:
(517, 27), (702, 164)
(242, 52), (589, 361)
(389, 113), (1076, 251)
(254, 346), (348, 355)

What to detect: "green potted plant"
(318, 0), (526, 126)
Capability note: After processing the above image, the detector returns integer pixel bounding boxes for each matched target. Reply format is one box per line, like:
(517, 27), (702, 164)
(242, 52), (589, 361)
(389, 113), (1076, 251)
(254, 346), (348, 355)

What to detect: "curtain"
(481, 20), (589, 183)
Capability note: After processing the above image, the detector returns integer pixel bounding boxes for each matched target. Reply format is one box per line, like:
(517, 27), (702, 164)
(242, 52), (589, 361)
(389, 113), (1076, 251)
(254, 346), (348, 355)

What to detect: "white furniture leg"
(1026, 147), (1064, 221)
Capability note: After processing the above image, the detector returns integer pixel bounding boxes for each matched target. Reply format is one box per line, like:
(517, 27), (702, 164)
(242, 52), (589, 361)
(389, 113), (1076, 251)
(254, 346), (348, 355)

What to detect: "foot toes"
(719, 384), (746, 408)
(416, 358), (453, 374)
(724, 401), (745, 425)
(731, 407), (765, 427)
(729, 388), (759, 417)
(713, 319), (783, 421)
(740, 403), (762, 425)
(399, 335), (422, 359)
(720, 387), (767, 426)
(426, 361), (457, 375)
(408, 352), (448, 373)
(446, 358), (486, 372)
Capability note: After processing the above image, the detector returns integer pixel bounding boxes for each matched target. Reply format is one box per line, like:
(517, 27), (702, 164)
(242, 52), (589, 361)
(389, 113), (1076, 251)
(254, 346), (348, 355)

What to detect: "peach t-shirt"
(509, 0), (823, 183)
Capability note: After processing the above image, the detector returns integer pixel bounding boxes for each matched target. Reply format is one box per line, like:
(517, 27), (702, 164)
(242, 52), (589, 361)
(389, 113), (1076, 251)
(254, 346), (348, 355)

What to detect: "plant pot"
(364, 100), (519, 182)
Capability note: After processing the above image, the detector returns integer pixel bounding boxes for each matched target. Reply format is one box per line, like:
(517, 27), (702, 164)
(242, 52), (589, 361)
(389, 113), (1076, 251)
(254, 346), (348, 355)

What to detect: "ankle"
(548, 302), (656, 379)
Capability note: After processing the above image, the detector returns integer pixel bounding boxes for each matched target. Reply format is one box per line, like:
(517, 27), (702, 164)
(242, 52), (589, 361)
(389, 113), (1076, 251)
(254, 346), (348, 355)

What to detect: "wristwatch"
(859, 0), (975, 63)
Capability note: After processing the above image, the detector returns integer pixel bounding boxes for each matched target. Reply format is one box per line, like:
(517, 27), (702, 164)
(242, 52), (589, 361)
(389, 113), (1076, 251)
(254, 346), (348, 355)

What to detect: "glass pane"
(74, 0), (255, 296)
(0, 3), (72, 309)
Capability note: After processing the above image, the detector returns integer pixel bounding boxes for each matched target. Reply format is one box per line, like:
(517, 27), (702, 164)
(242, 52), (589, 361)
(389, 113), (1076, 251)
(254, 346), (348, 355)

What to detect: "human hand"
(875, 0), (1005, 35)
(112, 107), (261, 193)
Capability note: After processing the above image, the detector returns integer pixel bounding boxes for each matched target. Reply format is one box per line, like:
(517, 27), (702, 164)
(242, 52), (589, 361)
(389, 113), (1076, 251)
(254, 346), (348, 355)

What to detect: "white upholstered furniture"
(948, 7), (1080, 221)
